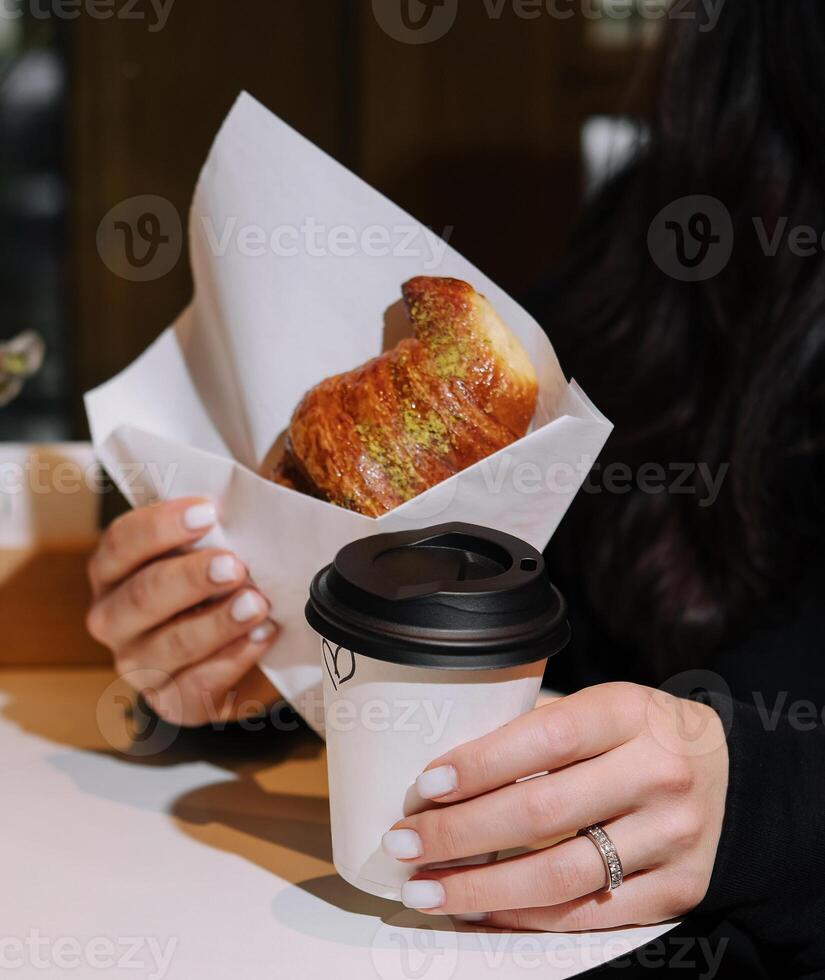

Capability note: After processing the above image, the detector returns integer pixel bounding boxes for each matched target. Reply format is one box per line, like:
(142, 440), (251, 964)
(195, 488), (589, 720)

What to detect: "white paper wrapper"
(85, 93), (612, 735)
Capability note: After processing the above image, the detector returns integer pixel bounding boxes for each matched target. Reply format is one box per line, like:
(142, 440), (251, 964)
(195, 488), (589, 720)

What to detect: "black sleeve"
(690, 691), (825, 979)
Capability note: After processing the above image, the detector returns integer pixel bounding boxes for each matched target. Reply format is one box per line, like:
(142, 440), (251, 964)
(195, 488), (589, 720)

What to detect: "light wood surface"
(0, 544), (109, 668)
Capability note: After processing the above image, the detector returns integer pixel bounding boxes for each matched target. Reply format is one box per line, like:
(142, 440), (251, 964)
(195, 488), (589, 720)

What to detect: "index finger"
(89, 498), (217, 595)
(415, 682), (649, 804)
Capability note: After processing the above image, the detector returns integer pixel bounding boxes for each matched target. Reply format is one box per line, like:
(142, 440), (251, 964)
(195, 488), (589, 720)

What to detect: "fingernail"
(381, 829), (422, 860)
(453, 913), (490, 923)
(401, 880), (445, 910)
(209, 555), (242, 584)
(184, 503), (217, 531)
(249, 621), (277, 644)
(231, 590), (265, 623)
(417, 765), (458, 799)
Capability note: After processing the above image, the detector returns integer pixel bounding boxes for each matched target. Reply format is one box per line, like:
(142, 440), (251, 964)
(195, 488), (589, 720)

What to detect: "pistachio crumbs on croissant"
(272, 276), (538, 517)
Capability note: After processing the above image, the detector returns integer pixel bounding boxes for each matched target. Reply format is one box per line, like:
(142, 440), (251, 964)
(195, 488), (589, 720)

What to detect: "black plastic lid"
(306, 522), (571, 670)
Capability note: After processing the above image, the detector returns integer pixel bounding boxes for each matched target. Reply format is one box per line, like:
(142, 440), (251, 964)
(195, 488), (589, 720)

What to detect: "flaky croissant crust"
(272, 276), (538, 517)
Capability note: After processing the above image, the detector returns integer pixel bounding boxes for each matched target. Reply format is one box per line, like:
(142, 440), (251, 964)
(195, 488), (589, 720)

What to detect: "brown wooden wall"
(70, 0), (636, 428)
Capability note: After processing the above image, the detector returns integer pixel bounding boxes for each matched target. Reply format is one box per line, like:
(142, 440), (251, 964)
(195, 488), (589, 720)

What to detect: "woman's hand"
(86, 498), (280, 727)
(381, 682), (729, 930)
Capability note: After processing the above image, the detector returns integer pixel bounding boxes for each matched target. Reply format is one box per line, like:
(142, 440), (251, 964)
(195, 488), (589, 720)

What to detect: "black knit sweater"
(542, 554), (825, 979)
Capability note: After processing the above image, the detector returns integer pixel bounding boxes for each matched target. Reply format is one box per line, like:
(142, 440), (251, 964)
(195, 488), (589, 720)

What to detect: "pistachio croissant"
(271, 276), (538, 517)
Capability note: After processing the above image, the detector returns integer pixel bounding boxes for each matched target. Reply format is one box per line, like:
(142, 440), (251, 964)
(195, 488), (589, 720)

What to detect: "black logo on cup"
(323, 639), (356, 690)
(648, 195), (733, 283)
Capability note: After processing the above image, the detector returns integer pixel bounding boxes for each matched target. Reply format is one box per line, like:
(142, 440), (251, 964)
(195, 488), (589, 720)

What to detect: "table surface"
(0, 545), (109, 668)
(0, 550), (677, 980)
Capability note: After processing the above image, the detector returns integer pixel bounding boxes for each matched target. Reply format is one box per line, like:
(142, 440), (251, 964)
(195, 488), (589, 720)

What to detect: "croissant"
(271, 276), (538, 517)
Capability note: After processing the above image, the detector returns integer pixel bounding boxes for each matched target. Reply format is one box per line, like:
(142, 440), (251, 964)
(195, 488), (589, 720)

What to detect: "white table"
(0, 669), (677, 979)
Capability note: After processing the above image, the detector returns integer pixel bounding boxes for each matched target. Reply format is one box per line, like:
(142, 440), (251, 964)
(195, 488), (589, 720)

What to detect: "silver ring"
(577, 824), (624, 892)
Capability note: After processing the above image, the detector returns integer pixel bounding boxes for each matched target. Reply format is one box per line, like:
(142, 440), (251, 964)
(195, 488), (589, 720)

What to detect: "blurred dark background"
(0, 0), (662, 440)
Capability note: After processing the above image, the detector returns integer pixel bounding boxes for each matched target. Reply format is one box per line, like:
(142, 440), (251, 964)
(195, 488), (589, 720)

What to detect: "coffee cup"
(305, 521), (570, 900)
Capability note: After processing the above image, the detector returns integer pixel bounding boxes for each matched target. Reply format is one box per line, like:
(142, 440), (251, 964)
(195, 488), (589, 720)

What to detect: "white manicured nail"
(381, 829), (422, 860)
(401, 880), (445, 910)
(231, 591), (265, 623)
(184, 503), (217, 530)
(249, 621), (276, 644)
(453, 913), (490, 923)
(417, 765), (458, 799)
(209, 555), (241, 584)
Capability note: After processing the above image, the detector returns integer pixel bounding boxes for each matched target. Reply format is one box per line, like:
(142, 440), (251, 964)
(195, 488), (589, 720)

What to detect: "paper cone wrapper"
(85, 93), (612, 735)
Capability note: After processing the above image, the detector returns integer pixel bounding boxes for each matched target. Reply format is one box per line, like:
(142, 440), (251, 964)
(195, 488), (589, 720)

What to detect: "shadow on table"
(170, 768), (333, 865)
(0, 677), (456, 927)
(269, 873), (459, 944)
(0, 678), (349, 899)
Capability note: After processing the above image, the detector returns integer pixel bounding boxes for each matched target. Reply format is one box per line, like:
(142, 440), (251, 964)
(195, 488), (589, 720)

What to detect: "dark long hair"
(532, 0), (825, 678)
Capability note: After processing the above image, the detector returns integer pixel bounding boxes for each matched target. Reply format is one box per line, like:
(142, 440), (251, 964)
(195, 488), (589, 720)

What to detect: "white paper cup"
(306, 522), (571, 900)
(320, 637), (547, 898)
